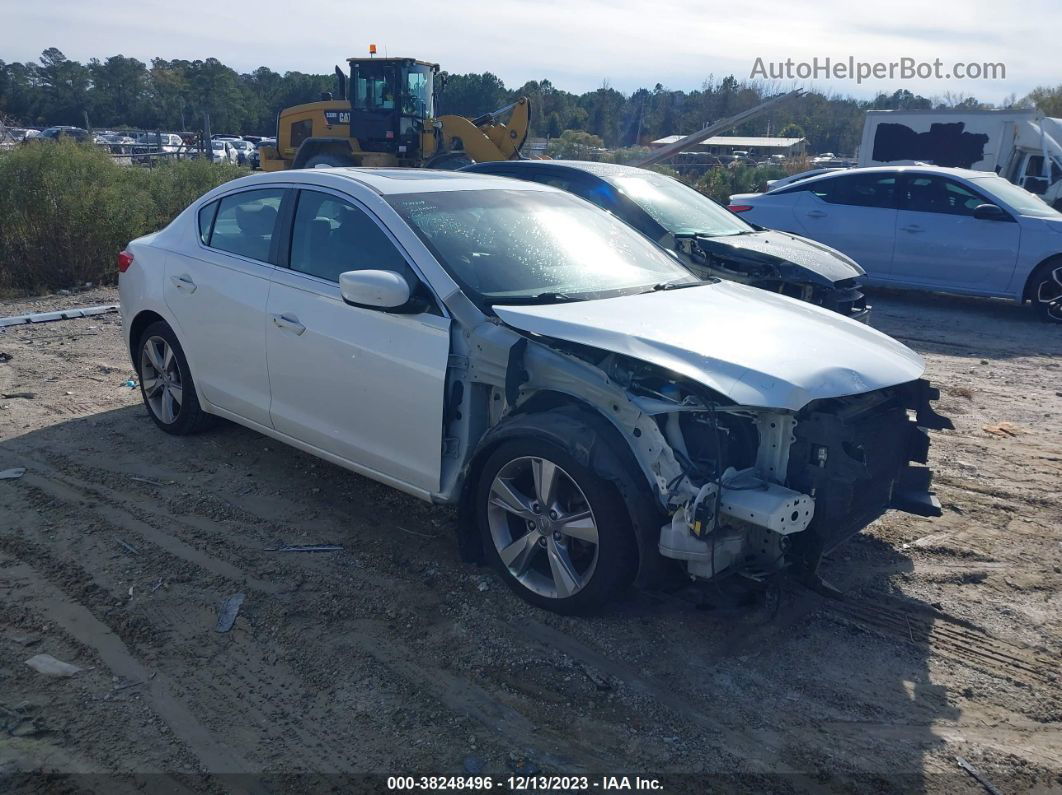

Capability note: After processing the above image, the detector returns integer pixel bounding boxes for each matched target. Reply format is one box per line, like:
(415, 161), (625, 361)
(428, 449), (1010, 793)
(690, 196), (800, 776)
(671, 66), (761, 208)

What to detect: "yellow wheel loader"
(258, 57), (531, 171)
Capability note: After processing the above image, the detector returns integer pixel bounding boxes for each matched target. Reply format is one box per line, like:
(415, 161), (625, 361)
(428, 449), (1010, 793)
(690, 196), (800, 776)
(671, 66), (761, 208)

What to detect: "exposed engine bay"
(601, 353), (950, 583)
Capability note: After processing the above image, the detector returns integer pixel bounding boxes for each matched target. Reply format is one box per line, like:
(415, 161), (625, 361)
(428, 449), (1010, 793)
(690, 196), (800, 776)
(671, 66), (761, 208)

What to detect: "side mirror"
(973, 203), (1008, 221)
(339, 269), (415, 311)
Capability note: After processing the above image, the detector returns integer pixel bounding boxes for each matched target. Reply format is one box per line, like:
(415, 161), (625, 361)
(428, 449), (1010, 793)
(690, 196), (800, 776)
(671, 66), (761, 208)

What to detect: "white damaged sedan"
(119, 168), (950, 613)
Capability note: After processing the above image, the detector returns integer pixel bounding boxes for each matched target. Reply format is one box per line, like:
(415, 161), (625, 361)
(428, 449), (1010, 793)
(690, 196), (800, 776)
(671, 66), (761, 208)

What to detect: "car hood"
(694, 230), (865, 284)
(494, 281), (923, 411)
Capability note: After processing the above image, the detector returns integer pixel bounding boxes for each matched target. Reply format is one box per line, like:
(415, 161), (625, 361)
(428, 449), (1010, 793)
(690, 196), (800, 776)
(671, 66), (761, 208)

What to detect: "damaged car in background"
(119, 168), (950, 613)
(463, 160), (870, 321)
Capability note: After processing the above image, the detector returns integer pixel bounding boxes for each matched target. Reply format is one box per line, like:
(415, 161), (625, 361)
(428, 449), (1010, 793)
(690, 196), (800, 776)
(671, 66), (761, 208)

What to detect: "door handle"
(806, 210), (826, 218)
(900, 225), (924, 233)
(170, 274), (197, 293)
(273, 313), (306, 336)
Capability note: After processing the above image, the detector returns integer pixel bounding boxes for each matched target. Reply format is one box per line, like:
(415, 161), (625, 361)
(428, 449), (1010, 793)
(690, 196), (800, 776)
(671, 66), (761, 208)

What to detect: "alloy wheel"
(140, 335), (184, 424)
(486, 456), (599, 599)
(1036, 266), (1062, 322)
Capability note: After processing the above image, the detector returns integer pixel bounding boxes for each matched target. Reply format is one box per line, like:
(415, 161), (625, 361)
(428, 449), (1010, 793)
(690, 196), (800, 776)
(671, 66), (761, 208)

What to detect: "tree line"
(3, 48), (1060, 153)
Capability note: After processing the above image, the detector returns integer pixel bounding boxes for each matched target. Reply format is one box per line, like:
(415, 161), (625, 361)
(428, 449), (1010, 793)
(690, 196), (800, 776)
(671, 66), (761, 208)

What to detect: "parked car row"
(11, 125), (274, 166)
(119, 166), (951, 614)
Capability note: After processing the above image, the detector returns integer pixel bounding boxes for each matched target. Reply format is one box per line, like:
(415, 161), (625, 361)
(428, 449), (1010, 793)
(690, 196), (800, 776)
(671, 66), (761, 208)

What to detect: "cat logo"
(323, 110), (351, 126)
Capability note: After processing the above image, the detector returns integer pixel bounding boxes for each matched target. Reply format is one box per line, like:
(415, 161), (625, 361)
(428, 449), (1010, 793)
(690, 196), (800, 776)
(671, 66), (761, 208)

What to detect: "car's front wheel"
(1031, 259), (1062, 324)
(137, 321), (212, 435)
(476, 436), (636, 613)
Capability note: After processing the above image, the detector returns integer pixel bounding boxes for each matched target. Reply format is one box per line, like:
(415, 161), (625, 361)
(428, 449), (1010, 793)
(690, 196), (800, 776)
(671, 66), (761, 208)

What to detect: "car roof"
(467, 159), (654, 180)
(208, 167), (561, 197)
(768, 164), (995, 192)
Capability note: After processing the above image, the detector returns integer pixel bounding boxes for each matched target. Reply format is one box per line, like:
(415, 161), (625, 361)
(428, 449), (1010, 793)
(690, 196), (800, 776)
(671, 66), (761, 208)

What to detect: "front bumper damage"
(447, 296), (948, 589)
(658, 379), (952, 582)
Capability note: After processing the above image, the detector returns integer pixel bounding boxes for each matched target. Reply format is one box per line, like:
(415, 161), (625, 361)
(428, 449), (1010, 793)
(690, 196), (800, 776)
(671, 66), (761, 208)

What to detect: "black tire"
(475, 434), (636, 614)
(1028, 258), (1062, 324)
(303, 153), (356, 168)
(136, 321), (213, 435)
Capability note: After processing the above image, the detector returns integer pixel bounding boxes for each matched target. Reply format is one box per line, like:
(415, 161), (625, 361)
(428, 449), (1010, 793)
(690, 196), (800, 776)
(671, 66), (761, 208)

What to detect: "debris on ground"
(115, 537), (140, 556)
(578, 663), (613, 692)
(0, 467), (26, 480)
(122, 379), (138, 389)
(956, 756), (1002, 795)
(982, 421), (1025, 437)
(0, 392), (35, 400)
(129, 476), (175, 487)
(25, 654), (83, 677)
(216, 593), (246, 633)
(0, 352), (11, 363)
(0, 304), (119, 329)
(265, 544), (343, 553)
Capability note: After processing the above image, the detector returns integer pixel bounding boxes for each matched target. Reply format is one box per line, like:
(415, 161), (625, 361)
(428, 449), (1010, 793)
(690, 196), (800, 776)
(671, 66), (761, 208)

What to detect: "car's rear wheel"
(1030, 259), (1062, 324)
(476, 436), (635, 613)
(137, 321), (211, 435)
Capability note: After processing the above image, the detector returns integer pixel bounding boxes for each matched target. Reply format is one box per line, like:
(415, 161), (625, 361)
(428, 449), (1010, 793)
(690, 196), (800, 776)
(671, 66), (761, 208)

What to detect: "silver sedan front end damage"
(443, 323), (948, 588)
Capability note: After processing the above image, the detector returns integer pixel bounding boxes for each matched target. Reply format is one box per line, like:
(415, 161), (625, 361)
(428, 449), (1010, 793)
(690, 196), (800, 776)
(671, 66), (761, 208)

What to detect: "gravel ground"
(0, 286), (1059, 793)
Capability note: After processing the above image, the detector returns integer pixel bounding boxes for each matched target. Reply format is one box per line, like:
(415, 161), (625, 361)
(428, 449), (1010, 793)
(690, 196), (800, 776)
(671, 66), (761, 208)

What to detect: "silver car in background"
(731, 165), (1062, 323)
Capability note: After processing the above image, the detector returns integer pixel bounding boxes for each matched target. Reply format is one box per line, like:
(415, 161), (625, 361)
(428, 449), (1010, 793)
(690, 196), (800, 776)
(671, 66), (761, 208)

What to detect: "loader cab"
(347, 57), (438, 159)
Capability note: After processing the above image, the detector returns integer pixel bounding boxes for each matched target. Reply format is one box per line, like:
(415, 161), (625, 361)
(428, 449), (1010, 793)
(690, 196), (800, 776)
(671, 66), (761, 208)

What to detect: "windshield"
(971, 175), (1061, 218)
(609, 171), (753, 237)
(387, 189), (699, 304)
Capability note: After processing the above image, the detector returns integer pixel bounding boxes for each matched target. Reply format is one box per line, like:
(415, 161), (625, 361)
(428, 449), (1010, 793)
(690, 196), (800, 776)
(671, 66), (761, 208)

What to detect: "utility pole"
(633, 90), (803, 168)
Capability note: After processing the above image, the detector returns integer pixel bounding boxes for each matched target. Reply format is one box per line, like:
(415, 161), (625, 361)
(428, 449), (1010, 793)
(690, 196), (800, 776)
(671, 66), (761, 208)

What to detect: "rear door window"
(807, 173), (897, 208)
(207, 189), (286, 262)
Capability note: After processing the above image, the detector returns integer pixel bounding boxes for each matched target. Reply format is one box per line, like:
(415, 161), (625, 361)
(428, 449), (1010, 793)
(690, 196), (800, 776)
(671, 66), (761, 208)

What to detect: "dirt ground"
(0, 285), (1059, 793)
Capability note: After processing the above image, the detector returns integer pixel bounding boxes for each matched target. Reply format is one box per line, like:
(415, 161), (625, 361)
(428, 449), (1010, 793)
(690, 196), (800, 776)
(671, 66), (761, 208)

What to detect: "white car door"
(265, 187), (450, 494)
(163, 187), (285, 426)
(890, 174), (1020, 294)
(787, 172), (899, 277)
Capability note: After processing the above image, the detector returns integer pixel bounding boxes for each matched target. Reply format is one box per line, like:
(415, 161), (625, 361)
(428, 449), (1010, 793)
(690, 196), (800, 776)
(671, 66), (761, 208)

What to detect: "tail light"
(117, 249), (134, 273)
(728, 205), (753, 213)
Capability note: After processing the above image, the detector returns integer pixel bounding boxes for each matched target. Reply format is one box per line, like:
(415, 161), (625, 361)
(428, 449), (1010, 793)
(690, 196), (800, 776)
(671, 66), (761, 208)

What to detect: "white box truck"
(859, 109), (1062, 208)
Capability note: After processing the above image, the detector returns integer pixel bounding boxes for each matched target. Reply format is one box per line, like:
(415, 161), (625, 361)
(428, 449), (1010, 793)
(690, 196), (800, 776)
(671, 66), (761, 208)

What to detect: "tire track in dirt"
(9, 441), (805, 771)
(5, 457), (285, 595)
(1, 447), (584, 773)
(824, 598), (1060, 691)
(0, 553), (261, 787)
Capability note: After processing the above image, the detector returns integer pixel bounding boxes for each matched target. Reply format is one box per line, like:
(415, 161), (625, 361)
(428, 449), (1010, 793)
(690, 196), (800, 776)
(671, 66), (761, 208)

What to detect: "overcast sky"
(2, 0), (1055, 103)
